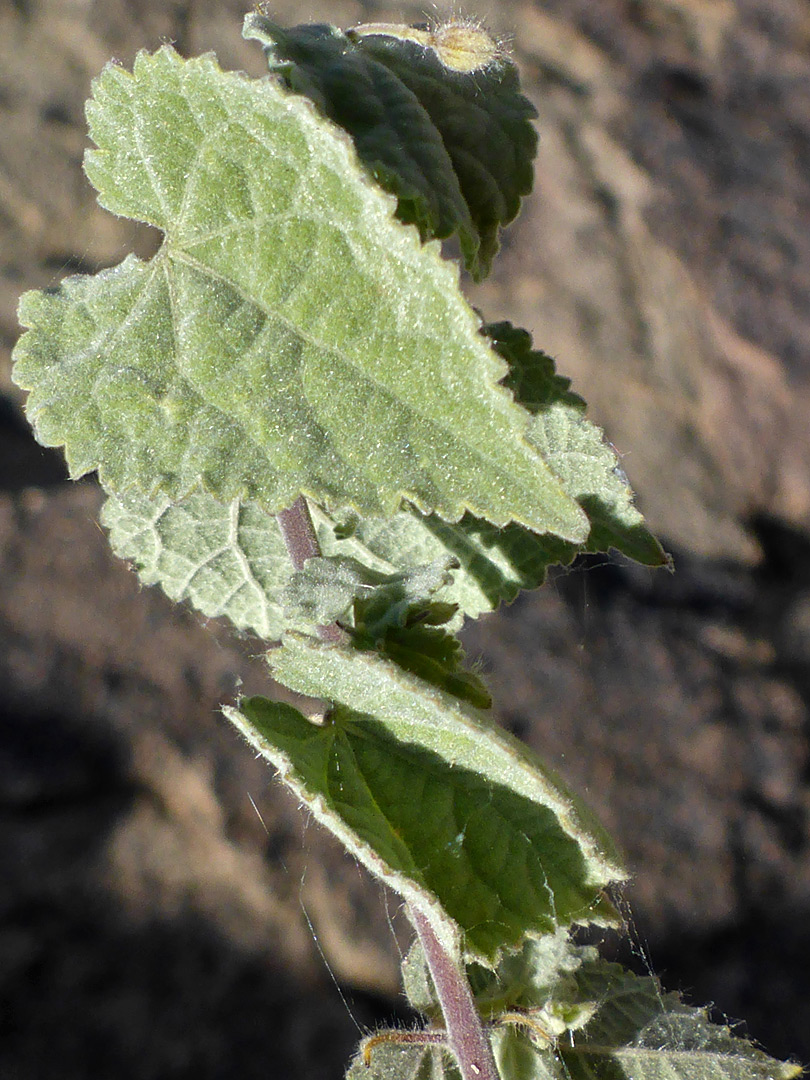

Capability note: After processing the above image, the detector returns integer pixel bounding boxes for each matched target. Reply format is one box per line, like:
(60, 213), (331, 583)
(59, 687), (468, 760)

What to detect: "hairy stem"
(276, 495), (345, 645)
(409, 907), (499, 1080)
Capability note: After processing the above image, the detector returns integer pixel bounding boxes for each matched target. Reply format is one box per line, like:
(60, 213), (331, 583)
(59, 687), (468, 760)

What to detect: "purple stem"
(276, 495), (322, 569)
(276, 496), (345, 644)
(409, 907), (499, 1080)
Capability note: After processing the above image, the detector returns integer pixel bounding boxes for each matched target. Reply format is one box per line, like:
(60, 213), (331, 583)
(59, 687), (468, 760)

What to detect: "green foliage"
(101, 488), (303, 639)
(487, 322), (667, 565)
(284, 555), (493, 706)
(226, 636), (623, 965)
(9, 14), (796, 1080)
(244, 14), (537, 281)
(355, 932), (803, 1080)
(99, 313), (666, 642)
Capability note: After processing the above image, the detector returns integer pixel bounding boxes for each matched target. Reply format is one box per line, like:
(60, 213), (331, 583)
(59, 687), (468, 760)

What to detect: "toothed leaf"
(12, 48), (586, 539)
(225, 636), (624, 966)
(488, 321), (669, 568)
(491, 958), (804, 1080)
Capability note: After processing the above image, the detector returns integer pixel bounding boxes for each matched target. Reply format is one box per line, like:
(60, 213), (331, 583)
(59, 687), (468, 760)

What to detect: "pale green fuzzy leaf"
(101, 475), (579, 635)
(329, 508), (579, 622)
(282, 554), (455, 628)
(244, 15), (538, 281)
(12, 47), (587, 540)
(101, 440), (664, 650)
(403, 928), (597, 1027)
(282, 555), (494, 708)
(243, 16), (475, 273)
(101, 487), (311, 639)
(100, 484), (466, 640)
(225, 636), (624, 965)
(326, 324), (668, 620)
(282, 555), (392, 626)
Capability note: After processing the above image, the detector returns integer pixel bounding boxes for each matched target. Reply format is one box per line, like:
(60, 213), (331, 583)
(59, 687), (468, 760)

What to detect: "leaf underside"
(100, 488), (307, 640)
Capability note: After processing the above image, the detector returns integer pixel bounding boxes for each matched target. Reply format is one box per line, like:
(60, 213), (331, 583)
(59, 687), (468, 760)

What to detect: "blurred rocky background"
(1, 0), (809, 1076)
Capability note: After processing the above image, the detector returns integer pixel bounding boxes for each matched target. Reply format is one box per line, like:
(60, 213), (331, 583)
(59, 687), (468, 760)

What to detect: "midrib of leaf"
(160, 244), (344, 491)
(134, 119), (175, 223)
(171, 107), (215, 229)
(159, 253), (302, 484)
(173, 519), (234, 596)
(143, 72), (557, 495)
(171, 204), (323, 248)
(13, 48), (590, 535)
(166, 243), (560, 502)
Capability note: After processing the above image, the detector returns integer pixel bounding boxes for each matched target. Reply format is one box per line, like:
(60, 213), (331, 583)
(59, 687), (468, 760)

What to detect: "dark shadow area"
(0, 398), (69, 491)
(652, 910), (810, 1063)
(0, 705), (400, 1079)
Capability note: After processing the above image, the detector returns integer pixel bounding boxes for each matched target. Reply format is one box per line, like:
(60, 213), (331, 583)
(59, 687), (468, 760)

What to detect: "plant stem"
(409, 906), (500, 1080)
(276, 495), (322, 570)
(276, 495), (345, 644)
(277, 498), (496, 1077)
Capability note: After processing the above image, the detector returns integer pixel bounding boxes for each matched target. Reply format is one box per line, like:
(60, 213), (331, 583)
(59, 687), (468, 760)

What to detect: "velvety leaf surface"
(243, 16), (476, 272)
(328, 322), (669, 620)
(100, 322), (667, 644)
(491, 958), (804, 1080)
(101, 476), (574, 638)
(282, 555), (493, 704)
(101, 488), (308, 640)
(352, 29), (537, 281)
(225, 637), (624, 965)
(403, 928), (596, 1029)
(329, 508), (578, 621)
(12, 46), (586, 541)
(281, 553), (453, 628)
(346, 1045), (455, 1080)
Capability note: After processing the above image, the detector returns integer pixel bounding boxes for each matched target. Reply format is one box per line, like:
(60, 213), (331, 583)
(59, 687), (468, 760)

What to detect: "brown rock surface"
(1, 0), (809, 1076)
